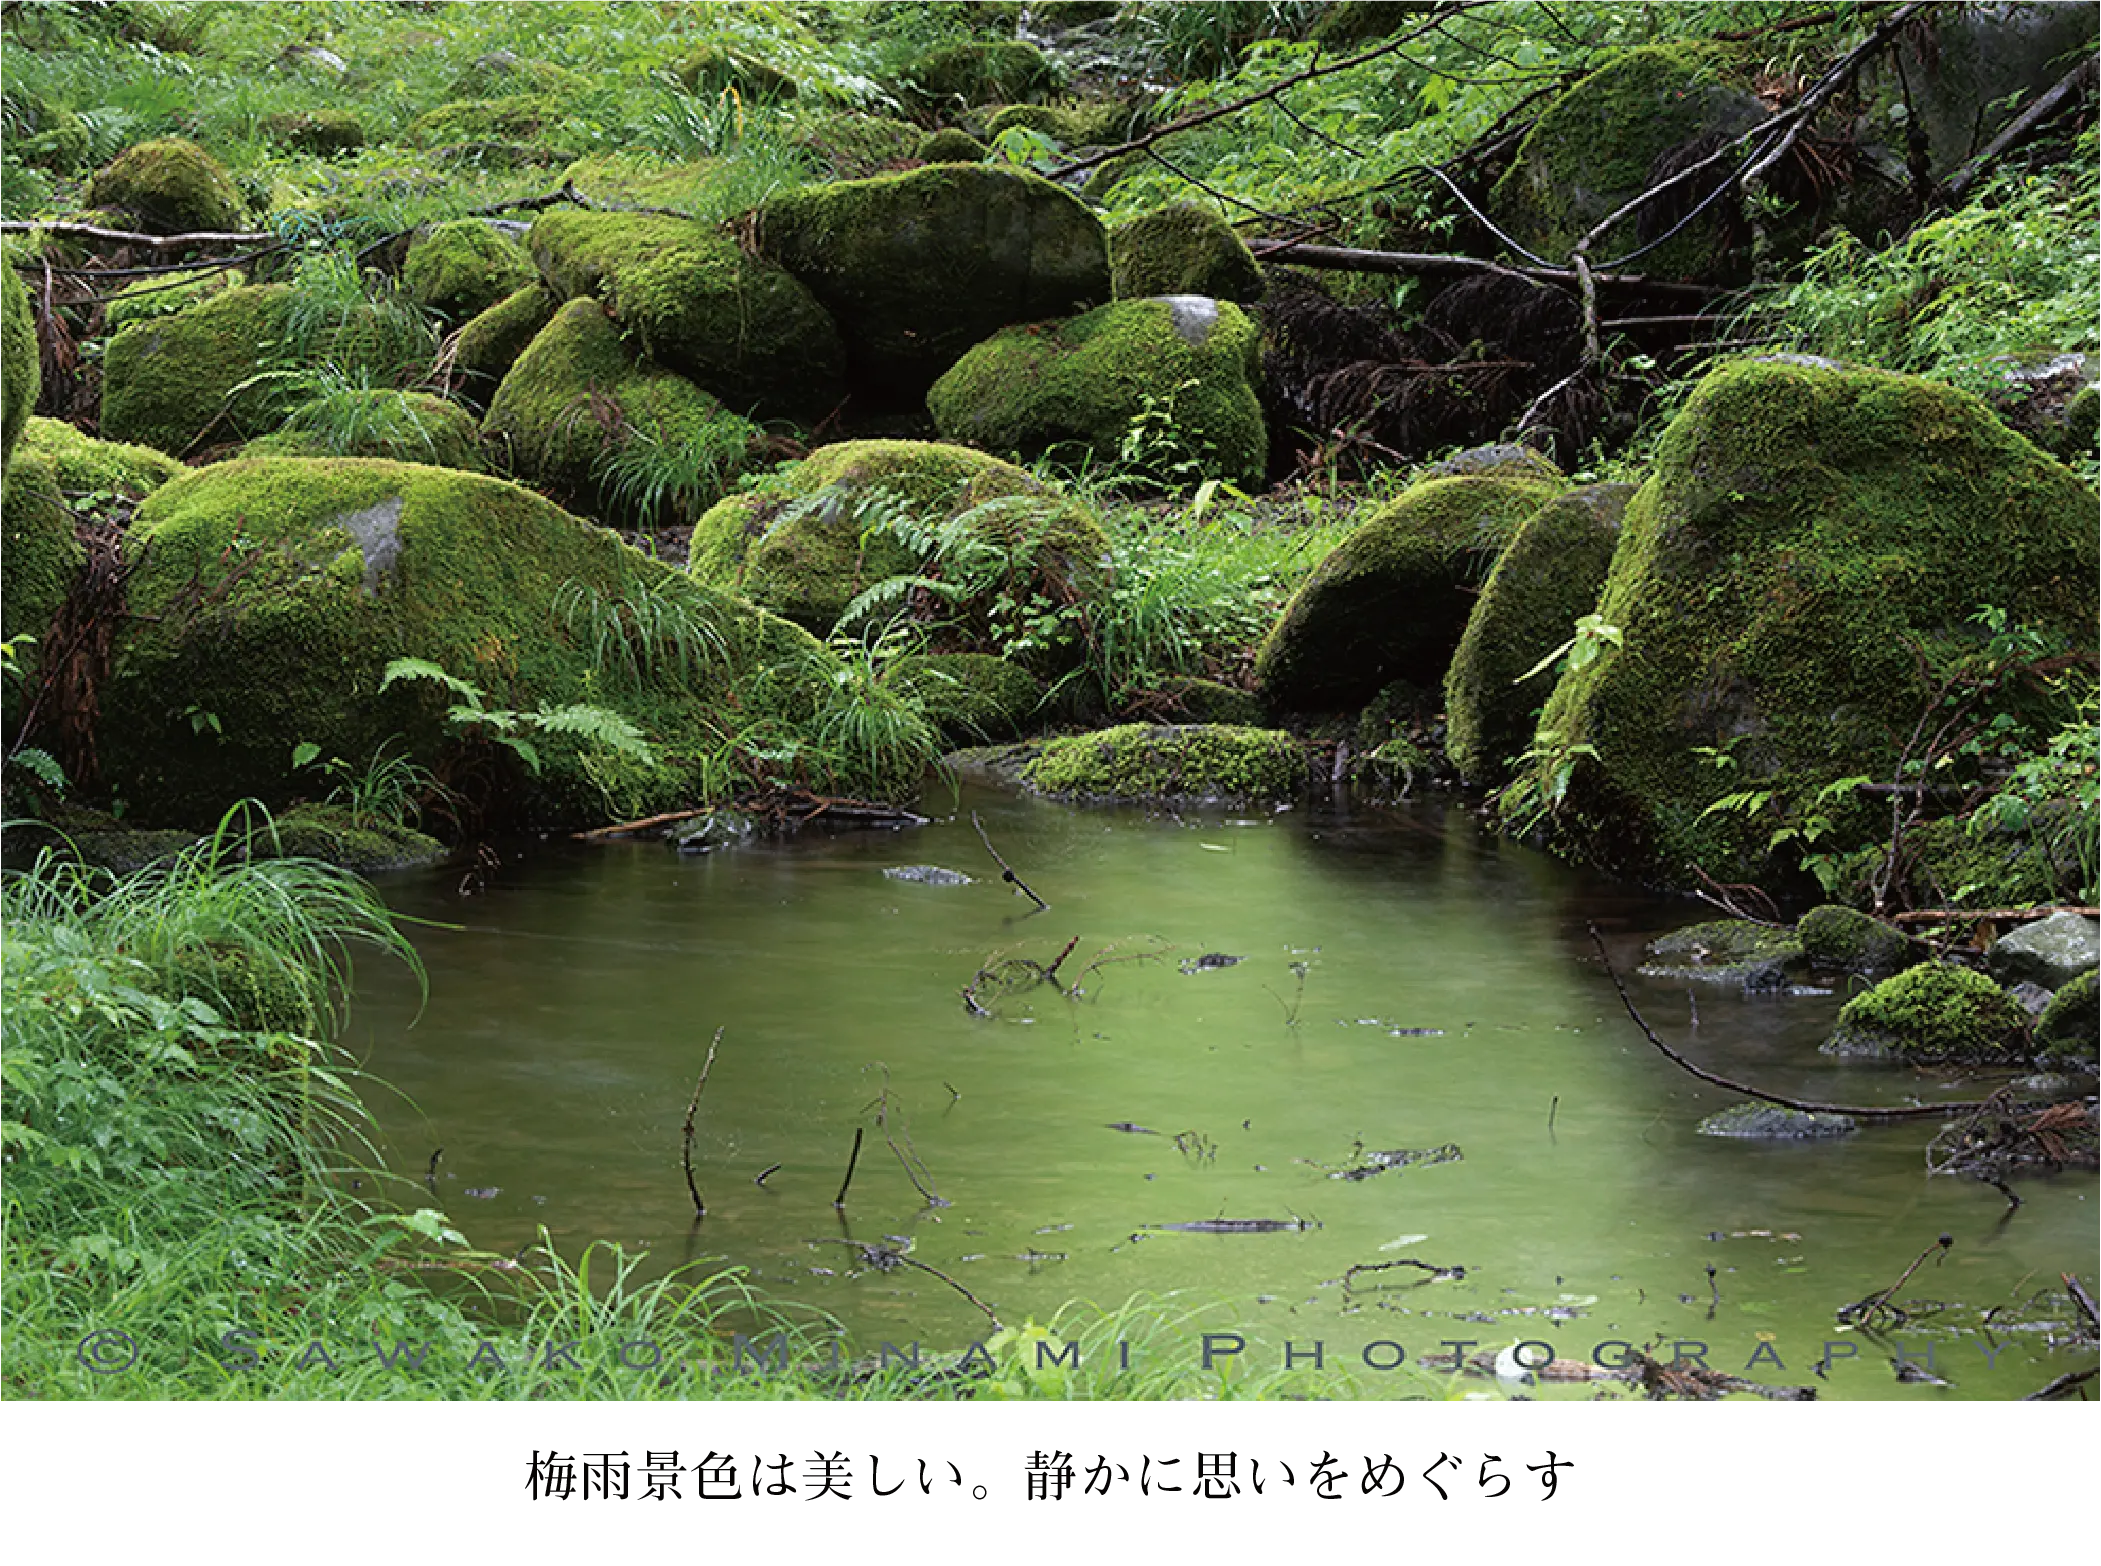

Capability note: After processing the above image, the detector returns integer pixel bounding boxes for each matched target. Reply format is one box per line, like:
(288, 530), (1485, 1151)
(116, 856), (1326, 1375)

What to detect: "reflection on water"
(345, 785), (2097, 1398)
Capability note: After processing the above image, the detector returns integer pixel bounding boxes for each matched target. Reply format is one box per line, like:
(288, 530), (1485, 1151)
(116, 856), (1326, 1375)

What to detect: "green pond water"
(345, 784), (2097, 1399)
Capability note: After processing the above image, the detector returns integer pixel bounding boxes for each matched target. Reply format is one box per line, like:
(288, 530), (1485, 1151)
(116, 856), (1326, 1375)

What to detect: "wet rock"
(1796, 904), (1929, 978)
(884, 865), (973, 885)
(1698, 1103), (1857, 1140)
(1022, 724), (1304, 805)
(2033, 970), (2099, 1067)
(1821, 962), (2026, 1062)
(1639, 920), (1804, 990)
(1985, 911), (2100, 991)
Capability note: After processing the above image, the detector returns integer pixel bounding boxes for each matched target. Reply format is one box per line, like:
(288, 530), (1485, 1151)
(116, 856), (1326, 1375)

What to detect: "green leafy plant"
(1514, 613), (1623, 685)
(590, 416), (759, 525)
(1497, 727), (1600, 837)
(377, 657), (656, 778)
(555, 577), (734, 693)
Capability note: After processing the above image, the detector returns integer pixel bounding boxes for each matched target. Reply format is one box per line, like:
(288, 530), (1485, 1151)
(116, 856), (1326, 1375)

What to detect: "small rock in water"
(463, 1186), (501, 1199)
(1180, 952), (1243, 972)
(883, 864), (973, 885)
(1697, 1103), (1855, 1140)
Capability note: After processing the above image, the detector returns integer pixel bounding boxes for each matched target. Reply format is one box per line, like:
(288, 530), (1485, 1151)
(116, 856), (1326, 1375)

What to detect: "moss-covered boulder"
(2, 262), (39, 476)
(251, 803), (448, 874)
(917, 128), (987, 163)
(1638, 918), (1804, 990)
(676, 44), (798, 101)
(900, 41), (1059, 109)
(2033, 970), (2098, 1066)
(258, 110), (365, 156)
(1522, 359), (2098, 886)
(1822, 962), (2027, 1061)
(98, 283), (291, 456)
(101, 266), (240, 334)
(102, 457), (835, 827)
(0, 448), (79, 654)
(85, 137), (248, 235)
(1110, 205), (1264, 304)
(1697, 1103), (1856, 1140)
(756, 164), (1110, 401)
(789, 111), (925, 178)
(982, 101), (1136, 149)
(527, 207), (843, 419)
(1795, 904), (1929, 977)
(483, 298), (758, 524)
(407, 98), (568, 162)
(245, 390), (486, 472)
(1255, 472), (1564, 713)
(1490, 45), (1766, 280)
(1443, 481), (1629, 785)
(404, 220), (537, 325)
(687, 439), (1108, 664)
(1150, 676), (1266, 727)
(929, 295), (1265, 487)
(450, 284), (558, 407)
(896, 652), (1046, 741)
(1022, 723), (1303, 803)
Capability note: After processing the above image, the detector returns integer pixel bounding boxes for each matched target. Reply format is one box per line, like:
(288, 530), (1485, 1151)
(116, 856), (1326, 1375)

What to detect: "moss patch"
(451, 284), (557, 407)
(245, 391), (485, 472)
(101, 266), (240, 334)
(917, 128), (987, 163)
(1638, 918), (1804, 989)
(258, 110), (365, 156)
(404, 220), (537, 325)
(928, 296), (1266, 487)
(1795, 904), (1928, 977)
(756, 163), (1109, 401)
(896, 652), (1046, 741)
(0, 449), (80, 655)
(1823, 961), (2027, 1061)
(85, 137), (247, 235)
(1256, 473), (1563, 712)
(1444, 481), (1629, 785)
(2033, 970), (2098, 1065)
(2, 262), (39, 477)
(528, 206), (843, 419)
(1525, 358), (2099, 888)
(677, 45), (798, 101)
(483, 297), (757, 524)
(1110, 204), (1264, 303)
(98, 283), (292, 456)
(1023, 723), (1303, 803)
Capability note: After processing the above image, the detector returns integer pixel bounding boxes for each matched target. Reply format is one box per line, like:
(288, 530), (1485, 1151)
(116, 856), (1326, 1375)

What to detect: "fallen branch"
(1836, 1232), (1953, 1326)
(1937, 54), (2096, 206)
(1246, 239), (1724, 296)
(574, 806), (718, 840)
(813, 1239), (999, 1328)
(680, 1027), (722, 1220)
(1, 219), (274, 248)
(970, 810), (1048, 910)
(2067, 1273), (2101, 1338)
(2023, 1367), (2098, 1401)
(1892, 905), (2100, 925)
(1342, 1257), (1467, 1293)
(832, 1126), (864, 1209)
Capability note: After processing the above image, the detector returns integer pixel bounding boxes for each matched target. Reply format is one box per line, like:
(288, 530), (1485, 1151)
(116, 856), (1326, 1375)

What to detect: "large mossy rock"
(98, 284), (292, 456)
(2033, 970), (2099, 1067)
(1255, 471), (1565, 713)
(1109, 205), (1264, 303)
(0, 449), (79, 657)
(483, 299), (757, 524)
(3, 263), (42, 477)
(896, 652), (1046, 742)
(756, 164), (1110, 402)
(527, 207), (844, 419)
(1522, 359), (2098, 886)
(84, 137), (248, 235)
(451, 284), (558, 407)
(102, 458), (827, 828)
(928, 295), (1266, 487)
(245, 390), (486, 472)
(1822, 961), (2026, 1061)
(17, 415), (185, 497)
(403, 219), (537, 325)
(1490, 45), (1767, 281)
(1023, 723), (1304, 803)
(1985, 912), (2100, 992)
(1443, 481), (1631, 785)
(898, 40), (1060, 109)
(687, 439), (1108, 664)
(1795, 904), (1928, 977)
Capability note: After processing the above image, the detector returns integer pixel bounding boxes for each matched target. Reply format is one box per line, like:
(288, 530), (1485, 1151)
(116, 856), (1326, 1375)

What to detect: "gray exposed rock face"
(1987, 912), (2100, 991)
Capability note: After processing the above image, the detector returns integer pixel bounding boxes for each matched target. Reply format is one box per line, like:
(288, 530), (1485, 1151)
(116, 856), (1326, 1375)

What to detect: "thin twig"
(1937, 54), (2096, 206)
(812, 1240), (1000, 1328)
(970, 810), (1048, 910)
(2066, 1273), (2100, 1339)
(832, 1126), (864, 1209)
(1836, 1233), (1953, 1325)
(681, 1026), (722, 1220)
(2023, 1367), (2098, 1401)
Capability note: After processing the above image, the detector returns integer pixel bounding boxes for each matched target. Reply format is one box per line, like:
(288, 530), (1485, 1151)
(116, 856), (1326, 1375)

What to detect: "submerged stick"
(971, 811), (1049, 911)
(833, 1126), (864, 1209)
(1837, 1233), (1953, 1326)
(681, 1027), (723, 1220)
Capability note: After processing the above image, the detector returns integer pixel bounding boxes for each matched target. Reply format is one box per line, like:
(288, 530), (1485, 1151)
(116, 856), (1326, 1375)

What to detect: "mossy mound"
(483, 298), (758, 524)
(258, 110), (365, 156)
(1022, 723), (1303, 803)
(1149, 676), (1266, 727)
(789, 111), (926, 178)
(1524, 358), (2098, 887)
(1255, 473), (1564, 713)
(101, 266), (240, 333)
(404, 220), (537, 325)
(900, 41), (1060, 109)
(451, 284), (557, 407)
(1110, 205), (1264, 304)
(687, 439), (1108, 664)
(676, 44), (798, 101)
(1822, 962), (2027, 1061)
(929, 296), (1266, 487)
(3, 262), (41, 476)
(896, 652), (1046, 741)
(244, 391), (486, 472)
(917, 128), (987, 163)
(448, 52), (590, 103)
(408, 98), (568, 160)
(85, 137), (247, 235)
(18, 414), (182, 497)
(557, 154), (729, 211)
(1795, 904), (1928, 977)
(1638, 919), (1804, 990)
(528, 207), (844, 419)
(102, 457), (835, 828)
(250, 803), (448, 874)
(2033, 970), (2098, 1066)
(1490, 45), (1766, 281)
(982, 101), (1135, 149)
(98, 283), (291, 456)
(0, 449), (80, 656)
(1444, 481), (1629, 785)
(756, 164), (1110, 402)
(6, 94), (92, 173)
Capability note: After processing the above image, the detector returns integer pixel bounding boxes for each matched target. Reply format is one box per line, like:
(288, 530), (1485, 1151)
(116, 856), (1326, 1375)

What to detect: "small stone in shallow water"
(883, 864), (973, 885)
(1180, 952), (1243, 972)
(1697, 1103), (1855, 1140)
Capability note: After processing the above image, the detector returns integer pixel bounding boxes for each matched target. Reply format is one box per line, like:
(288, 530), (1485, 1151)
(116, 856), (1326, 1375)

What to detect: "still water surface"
(347, 785), (2096, 1398)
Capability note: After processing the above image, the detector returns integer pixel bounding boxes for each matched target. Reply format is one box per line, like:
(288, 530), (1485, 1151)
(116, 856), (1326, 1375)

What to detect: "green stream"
(346, 786), (2096, 1399)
